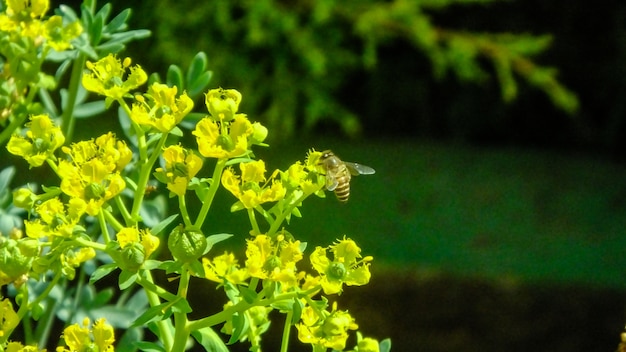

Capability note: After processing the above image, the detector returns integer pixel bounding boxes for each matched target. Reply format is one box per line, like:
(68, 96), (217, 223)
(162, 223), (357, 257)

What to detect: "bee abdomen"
(334, 182), (351, 202)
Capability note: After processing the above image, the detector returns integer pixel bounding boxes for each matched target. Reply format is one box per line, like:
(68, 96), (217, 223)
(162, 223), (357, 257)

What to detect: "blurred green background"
(27, 0), (626, 350)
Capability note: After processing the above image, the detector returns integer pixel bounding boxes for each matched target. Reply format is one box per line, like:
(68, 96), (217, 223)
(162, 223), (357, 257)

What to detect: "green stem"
(187, 287), (318, 332)
(178, 195), (192, 227)
(73, 236), (107, 251)
(139, 270), (174, 350)
(280, 309), (293, 352)
(266, 192), (311, 237)
(110, 198), (131, 228)
(254, 205), (275, 226)
(97, 209), (111, 243)
(130, 132), (168, 223)
(171, 268), (191, 352)
(61, 52), (87, 142)
(0, 112), (28, 145)
(248, 208), (261, 235)
(193, 158), (227, 229)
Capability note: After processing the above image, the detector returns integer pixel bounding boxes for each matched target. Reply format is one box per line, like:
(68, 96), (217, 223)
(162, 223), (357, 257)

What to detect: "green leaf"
(227, 312), (249, 344)
(186, 52), (208, 83)
(188, 72), (213, 99)
(92, 287), (115, 306)
(118, 270), (138, 290)
(205, 233), (233, 254)
(191, 327), (229, 352)
(104, 30), (152, 47)
(151, 214), (178, 236)
(104, 8), (131, 33)
(90, 11), (104, 46)
(239, 286), (258, 304)
(291, 298), (303, 324)
(90, 263), (118, 284)
(95, 42), (125, 55)
(230, 201), (245, 213)
(39, 88), (58, 116)
(0, 167), (15, 193)
(74, 100), (107, 118)
(189, 177), (211, 200)
(379, 338), (392, 352)
(133, 341), (166, 352)
(131, 302), (172, 328)
(171, 297), (193, 314)
(166, 65), (184, 90)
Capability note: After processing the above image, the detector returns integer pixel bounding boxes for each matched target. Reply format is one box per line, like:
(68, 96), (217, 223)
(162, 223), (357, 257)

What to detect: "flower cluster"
(245, 234), (304, 288)
(0, 0), (82, 51)
(131, 83), (194, 133)
(57, 318), (115, 352)
(6, 114), (65, 168)
(0, 0), (82, 123)
(114, 226), (160, 272)
(193, 88), (267, 159)
(221, 160), (286, 209)
(82, 54), (148, 102)
(154, 145), (203, 196)
(58, 132), (132, 216)
(310, 237), (373, 295)
(297, 302), (359, 351)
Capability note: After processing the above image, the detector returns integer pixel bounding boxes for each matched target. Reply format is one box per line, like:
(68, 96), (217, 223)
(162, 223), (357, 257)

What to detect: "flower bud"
(0, 237), (38, 286)
(120, 243), (145, 273)
(205, 88), (242, 122)
(250, 122), (268, 145)
(357, 337), (380, 352)
(13, 188), (37, 210)
(168, 225), (207, 263)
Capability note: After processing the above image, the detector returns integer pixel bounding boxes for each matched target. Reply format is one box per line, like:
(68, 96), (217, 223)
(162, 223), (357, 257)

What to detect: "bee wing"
(344, 162), (376, 176)
(325, 174), (339, 191)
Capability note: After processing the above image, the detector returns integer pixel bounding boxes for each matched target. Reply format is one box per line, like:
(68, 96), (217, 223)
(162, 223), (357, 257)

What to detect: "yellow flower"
(240, 160), (266, 183)
(7, 114), (65, 168)
(245, 234), (303, 288)
(43, 15), (82, 51)
(63, 132), (131, 173)
(202, 252), (249, 284)
(205, 88), (242, 122)
(221, 162), (286, 209)
(5, 341), (45, 352)
(0, 0), (49, 40)
(154, 145), (203, 196)
(59, 317), (115, 352)
(58, 133), (130, 216)
(82, 54), (147, 100)
(0, 298), (20, 338)
(296, 302), (358, 351)
(310, 237), (372, 295)
(193, 114), (252, 159)
(116, 227), (160, 259)
(92, 318), (115, 351)
(24, 197), (84, 239)
(60, 247), (96, 280)
(131, 83), (194, 132)
(58, 158), (125, 216)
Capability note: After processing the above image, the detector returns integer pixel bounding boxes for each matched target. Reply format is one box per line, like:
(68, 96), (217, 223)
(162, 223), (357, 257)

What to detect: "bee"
(144, 181), (158, 196)
(318, 150), (375, 203)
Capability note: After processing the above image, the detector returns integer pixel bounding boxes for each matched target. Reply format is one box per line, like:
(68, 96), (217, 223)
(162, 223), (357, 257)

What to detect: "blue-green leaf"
(191, 327), (229, 352)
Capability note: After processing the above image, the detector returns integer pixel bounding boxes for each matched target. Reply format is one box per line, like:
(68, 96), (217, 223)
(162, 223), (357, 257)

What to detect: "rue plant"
(0, 0), (390, 351)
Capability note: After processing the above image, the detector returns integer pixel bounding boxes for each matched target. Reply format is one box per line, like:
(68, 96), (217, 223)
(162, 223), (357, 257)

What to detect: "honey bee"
(144, 181), (158, 196)
(318, 150), (375, 202)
